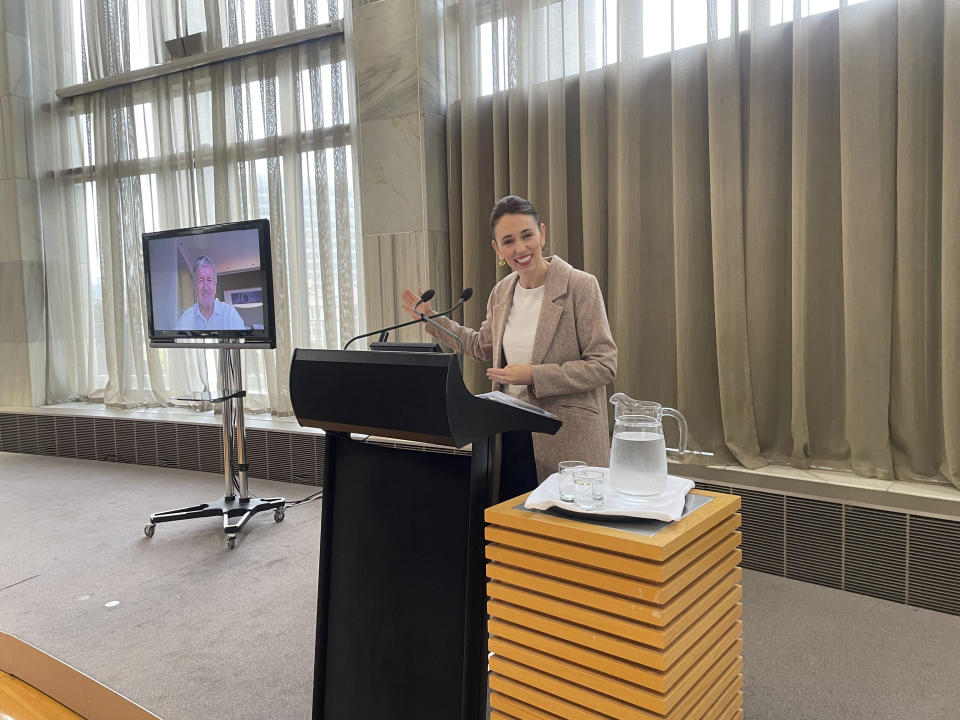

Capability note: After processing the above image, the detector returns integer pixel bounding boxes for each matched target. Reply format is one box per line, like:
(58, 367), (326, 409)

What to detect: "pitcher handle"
(662, 407), (688, 456)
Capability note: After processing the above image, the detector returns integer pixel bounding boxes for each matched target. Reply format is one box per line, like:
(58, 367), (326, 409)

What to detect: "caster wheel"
(144, 524), (156, 538)
(274, 508), (285, 522)
(225, 535), (236, 550)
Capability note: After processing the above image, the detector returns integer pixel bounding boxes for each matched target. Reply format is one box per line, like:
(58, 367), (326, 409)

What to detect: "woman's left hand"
(487, 364), (534, 386)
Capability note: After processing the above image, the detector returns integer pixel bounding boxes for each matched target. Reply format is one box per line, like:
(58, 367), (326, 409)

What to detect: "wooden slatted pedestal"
(485, 490), (743, 720)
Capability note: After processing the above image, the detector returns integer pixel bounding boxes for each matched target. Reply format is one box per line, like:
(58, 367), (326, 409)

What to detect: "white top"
(176, 299), (246, 331)
(501, 282), (544, 398)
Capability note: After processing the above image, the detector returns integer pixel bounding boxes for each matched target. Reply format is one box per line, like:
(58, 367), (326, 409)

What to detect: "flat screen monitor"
(143, 219), (276, 348)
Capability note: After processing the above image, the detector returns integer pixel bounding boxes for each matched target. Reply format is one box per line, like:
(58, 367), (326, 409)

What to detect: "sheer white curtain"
(41, 0), (360, 414)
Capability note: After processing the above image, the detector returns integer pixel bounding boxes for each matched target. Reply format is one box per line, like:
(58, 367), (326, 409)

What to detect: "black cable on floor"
(230, 470), (322, 508)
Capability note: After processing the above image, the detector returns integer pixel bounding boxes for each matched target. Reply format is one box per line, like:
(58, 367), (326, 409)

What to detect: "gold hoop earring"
(498, 258), (506, 267)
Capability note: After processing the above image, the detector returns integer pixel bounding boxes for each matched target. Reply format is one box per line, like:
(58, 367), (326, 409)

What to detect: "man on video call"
(176, 255), (246, 331)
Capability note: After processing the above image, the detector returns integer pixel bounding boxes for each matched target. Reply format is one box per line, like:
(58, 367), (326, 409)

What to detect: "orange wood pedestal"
(485, 490), (743, 720)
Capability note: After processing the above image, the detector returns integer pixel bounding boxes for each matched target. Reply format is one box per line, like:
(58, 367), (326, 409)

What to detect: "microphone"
(342, 288), (474, 350)
(417, 290), (469, 372)
(419, 312), (464, 371)
(414, 289), (436, 315)
(381, 288), (434, 342)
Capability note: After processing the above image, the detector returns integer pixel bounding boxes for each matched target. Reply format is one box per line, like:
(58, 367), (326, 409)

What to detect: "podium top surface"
(485, 488), (740, 562)
(289, 348), (561, 446)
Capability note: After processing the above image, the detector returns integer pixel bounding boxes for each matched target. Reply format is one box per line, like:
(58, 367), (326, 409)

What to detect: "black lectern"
(289, 349), (560, 720)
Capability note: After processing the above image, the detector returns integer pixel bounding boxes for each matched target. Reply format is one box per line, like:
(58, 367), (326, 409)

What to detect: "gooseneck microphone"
(416, 287), (473, 371)
(419, 308), (465, 372)
(342, 288), (474, 350)
(413, 289), (435, 315)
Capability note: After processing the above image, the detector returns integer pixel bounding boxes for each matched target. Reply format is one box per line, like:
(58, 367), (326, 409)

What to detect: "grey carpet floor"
(1, 452), (959, 720)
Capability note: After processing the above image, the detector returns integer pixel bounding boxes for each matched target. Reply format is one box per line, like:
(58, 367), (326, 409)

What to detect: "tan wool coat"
(428, 256), (618, 481)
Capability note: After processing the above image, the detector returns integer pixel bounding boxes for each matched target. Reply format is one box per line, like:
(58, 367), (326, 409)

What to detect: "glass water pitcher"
(608, 394), (688, 497)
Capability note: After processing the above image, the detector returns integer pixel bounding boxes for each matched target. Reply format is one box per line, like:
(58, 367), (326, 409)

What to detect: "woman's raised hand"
(400, 287), (434, 319)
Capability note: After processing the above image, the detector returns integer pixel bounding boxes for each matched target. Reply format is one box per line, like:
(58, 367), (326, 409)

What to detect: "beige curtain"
(40, 0), (359, 414)
(444, 0), (959, 488)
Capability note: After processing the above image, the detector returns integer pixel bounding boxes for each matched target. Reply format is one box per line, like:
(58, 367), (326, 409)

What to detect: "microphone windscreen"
(421, 289), (436, 302)
(460, 287), (474, 301)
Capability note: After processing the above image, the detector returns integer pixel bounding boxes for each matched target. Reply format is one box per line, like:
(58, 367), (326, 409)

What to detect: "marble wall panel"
(361, 231), (437, 344)
(359, 112), (424, 235)
(29, 45), (51, 102)
(0, 178), (21, 261)
(21, 258), (43, 342)
(25, 1), (49, 63)
(0, 260), (27, 343)
(0, 179), (40, 262)
(4, 31), (32, 98)
(360, 234), (385, 335)
(0, 342), (30, 406)
(1, 94), (29, 178)
(422, 111), (448, 233)
(360, 230), (455, 344)
(425, 228), (451, 315)
(3, 0), (29, 37)
(417, 0), (444, 117)
(14, 178), (39, 256)
(354, 0), (420, 121)
(26, 338), (44, 405)
(0, 32), (6, 96)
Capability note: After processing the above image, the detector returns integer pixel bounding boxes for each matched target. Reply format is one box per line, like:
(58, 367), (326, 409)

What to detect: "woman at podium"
(401, 195), (618, 493)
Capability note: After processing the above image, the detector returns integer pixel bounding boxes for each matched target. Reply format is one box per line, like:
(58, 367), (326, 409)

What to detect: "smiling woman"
(400, 195), (618, 496)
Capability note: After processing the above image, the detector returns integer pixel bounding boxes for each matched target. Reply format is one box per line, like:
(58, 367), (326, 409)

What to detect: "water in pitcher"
(609, 430), (668, 497)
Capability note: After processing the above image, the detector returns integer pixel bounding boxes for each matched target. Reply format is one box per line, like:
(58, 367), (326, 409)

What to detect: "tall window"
(473, 0), (876, 96)
(44, 0), (360, 413)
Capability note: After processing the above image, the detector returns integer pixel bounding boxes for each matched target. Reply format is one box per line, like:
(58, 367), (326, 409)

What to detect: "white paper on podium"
(475, 390), (558, 419)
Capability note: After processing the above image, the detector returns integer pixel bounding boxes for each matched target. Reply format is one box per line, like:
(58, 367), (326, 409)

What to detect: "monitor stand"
(143, 347), (285, 549)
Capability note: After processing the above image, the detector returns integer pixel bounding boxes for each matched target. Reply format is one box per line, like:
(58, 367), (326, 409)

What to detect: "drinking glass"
(574, 469), (604, 511)
(557, 460), (585, 502)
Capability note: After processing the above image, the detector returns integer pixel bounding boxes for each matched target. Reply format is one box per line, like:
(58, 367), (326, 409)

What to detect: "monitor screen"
(143, 219), (276, 348)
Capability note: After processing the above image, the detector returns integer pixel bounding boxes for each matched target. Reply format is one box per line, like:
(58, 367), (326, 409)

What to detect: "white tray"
(524, 467), (695, 522)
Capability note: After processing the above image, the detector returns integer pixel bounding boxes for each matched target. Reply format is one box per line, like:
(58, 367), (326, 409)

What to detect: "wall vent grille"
(75, 417), (97, 461)
(115, 420), (137, 464)
(0, 414), (19, 452)
(198, 426), (224, 475)
(37, 416), (57, 456)
(738, 489), (785, 575)
(266, 431), (292, 482)
(292, 433), (319, 486)
(135, 422), (157, 466)
(907, 516), (960, 616)
(696, 482), (732, 495)
(844, 506), (906, 603)
(94, 419), (116, 462)
(18, 415), (38, 454)
(175, 424), (200, 472)
(246, 429), (269, 479)
(785, 497), (842, 589)
(690, 478), (960, 617)
(156, 423), (179, 468)
(55, 417), (77, 459)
